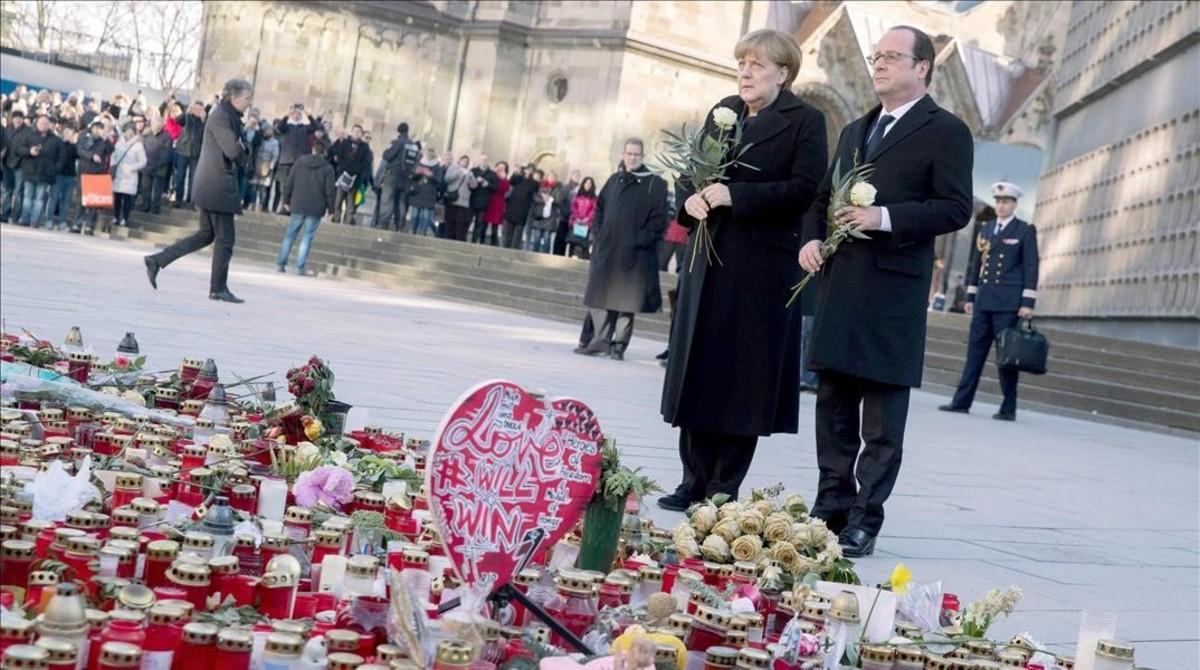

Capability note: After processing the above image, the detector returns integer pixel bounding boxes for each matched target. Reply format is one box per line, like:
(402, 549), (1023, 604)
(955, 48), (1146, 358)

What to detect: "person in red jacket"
(481, 161), (510, 246)
(565, 176), (597, 259)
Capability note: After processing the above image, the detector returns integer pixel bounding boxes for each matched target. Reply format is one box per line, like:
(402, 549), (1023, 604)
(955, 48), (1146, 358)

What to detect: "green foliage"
(353, 453), (422, 494)
(749, 483), (786, 502)
(594, 438), (662, 512)
(196, 597), (268, 626)
(499, 635), (563, 670)
(8, 343), (62, 368)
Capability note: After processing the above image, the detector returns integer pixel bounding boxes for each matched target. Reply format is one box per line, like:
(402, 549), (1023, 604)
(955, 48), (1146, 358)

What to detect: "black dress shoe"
(938, 404), (969, 414)
(656, 490), (698, 512)
(144, 256), (160, 290)
(992, 411), (1016, 422)
(573, 346), (604, 356)
(655, 349), (669, 361)
(839, 527), (876, 557)
(609, 349), (625, 361)
(209, 290), (245, 304)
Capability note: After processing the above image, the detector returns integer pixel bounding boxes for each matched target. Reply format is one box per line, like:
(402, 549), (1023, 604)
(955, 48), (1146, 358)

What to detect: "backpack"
(401, 141), (420, 170)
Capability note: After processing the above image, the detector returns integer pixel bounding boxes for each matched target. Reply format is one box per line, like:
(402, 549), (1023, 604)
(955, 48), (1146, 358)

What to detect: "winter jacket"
(380, 134), (420, 187)
(440, 162), (476, 207)
(191, 99), (246, 214)
(504, 173), (539, 225)
(142, 129), (172, 177)
(56, 139), (77, 178)
(570, 193), (597, 228)
(484, 178), (509, 225)
(330, 138), (371, 188)
(19, 130), (59, 184)
(407, 159), (441, 209)
(175, 113), (204, 159)
(76, 134), (113, 175)
(282, 153), (336, 218)
(164, 116), (182, 141)
(528, 186), (560, 231)
(111, 136), (147, 195)
(252, 137), (280, 186)
(469, 166), (498, 211)
(3, 125), (32, 170)
(275, 116), (319, 166)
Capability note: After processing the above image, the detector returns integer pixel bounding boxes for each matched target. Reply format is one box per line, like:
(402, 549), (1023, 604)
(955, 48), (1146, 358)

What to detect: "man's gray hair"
(221, 78), (253, 101)
(624, 137), (645, 151)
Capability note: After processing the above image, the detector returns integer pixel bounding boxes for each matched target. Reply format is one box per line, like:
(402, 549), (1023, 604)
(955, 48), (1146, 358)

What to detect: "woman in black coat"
(658, 29), (828, 509)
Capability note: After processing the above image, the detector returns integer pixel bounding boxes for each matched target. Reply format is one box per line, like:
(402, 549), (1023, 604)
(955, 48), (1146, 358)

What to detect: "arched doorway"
(792, 81), (854, 153)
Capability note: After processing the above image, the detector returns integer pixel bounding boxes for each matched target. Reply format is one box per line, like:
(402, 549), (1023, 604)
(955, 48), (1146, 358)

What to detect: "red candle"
(173, 623), (217, 670)
(257, 572), (296, 620)
(213, 629), (252, 670)
(544, 572), (597, 648)
(143, 541), (178, 589)
(167, 564), (212, 611)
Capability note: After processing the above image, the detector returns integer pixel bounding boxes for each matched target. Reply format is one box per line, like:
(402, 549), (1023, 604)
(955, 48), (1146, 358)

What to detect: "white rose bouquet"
(786, 149), (876, 307)
(651, 105), (758, 269)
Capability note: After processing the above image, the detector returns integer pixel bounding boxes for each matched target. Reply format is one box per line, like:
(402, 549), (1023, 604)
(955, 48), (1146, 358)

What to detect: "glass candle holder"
(97, 642), (141, 670)
(0, 540), (35, 587)
(545, 571), (597, 648)
(686, 605), (731, 653)
(260, 632), (302, 670)
(213, 629), (252, 670)
(173, 623), (217, 670)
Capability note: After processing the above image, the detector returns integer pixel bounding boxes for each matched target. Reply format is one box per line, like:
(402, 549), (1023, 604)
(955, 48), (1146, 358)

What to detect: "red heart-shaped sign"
(428, 381), (604, 590)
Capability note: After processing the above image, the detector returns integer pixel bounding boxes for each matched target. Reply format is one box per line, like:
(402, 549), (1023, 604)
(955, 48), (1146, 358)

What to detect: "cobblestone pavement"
(3, 226), (1196, 667)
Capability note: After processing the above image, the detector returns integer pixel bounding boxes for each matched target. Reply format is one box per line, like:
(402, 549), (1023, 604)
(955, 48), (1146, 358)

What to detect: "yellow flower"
(768, 541), (801, 573)
(730, 535), (763, 563)
(783, 494), (808, 518)
(718, 501), (743, 520)
(303, 417), (324, 441)
(889, 563), (913, 595)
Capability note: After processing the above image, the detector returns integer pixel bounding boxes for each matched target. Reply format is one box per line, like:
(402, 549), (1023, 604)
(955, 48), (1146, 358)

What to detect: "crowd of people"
(0, 86), (653, 264)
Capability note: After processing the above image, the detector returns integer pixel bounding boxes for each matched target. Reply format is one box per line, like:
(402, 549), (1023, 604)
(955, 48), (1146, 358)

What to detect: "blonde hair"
(734, 29), (802, 90)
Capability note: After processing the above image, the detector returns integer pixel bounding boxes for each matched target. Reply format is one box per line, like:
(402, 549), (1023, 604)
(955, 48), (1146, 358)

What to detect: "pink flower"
(796, 633), (821, 657)
(114, 356), (131, 369)
(293, 465), (356, 510)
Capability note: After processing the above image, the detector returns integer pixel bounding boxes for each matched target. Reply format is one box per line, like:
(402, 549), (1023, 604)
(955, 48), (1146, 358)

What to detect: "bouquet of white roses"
(785, 150), (876, 307)
(652, 106), (757, 269)
(671, 487), (860, 585)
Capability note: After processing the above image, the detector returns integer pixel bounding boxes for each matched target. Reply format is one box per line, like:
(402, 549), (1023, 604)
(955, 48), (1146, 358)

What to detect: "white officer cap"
(992, 181), (1023, 200)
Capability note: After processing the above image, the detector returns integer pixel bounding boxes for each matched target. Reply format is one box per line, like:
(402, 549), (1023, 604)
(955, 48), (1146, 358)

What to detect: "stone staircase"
(110, 209), (1200, 436)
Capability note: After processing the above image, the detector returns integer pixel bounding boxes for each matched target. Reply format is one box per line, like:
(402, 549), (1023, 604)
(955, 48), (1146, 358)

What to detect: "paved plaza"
(2, 226), (1197, 667)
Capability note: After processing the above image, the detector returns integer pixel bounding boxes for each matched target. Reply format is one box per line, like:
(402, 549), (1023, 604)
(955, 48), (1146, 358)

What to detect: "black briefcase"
(996, 319), (1049, 375)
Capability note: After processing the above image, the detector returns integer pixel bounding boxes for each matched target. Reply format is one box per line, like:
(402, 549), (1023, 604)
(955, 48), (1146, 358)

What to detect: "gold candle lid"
(435, 640), (474, 667)
(264, 632), (303, 656)
(964, 640), (994, 656)
(27, 570), (59, 587)
(655, 642), (680, 661)
(328, 653), (365, 670)
(401, 548), (429, 565)
(168, 563), (212, 586)
(694, 604), (731, 629)
(735, 648), (771, 670)
(1054, 657), (1074, 670)
(515, 568), (540, 585)
(64, 536), (100, 555)
(705, 646), (738, 667)
(130, 498), (161, 515)
(181, 622), (218, 645)
(375, 644), (403, 662)
(34, 637), (76, 663)
(1, 539), (35, 559)
(667, 613), (692, 632)
(147, 603), (185, 626)
(896, 646), (925, 664)
(860, 645), (895, 663)
(723, 630), (747, 646)
(284, 506), (313, 524)
(216, 628), (254, 652)
(995, 650), (1026, 668)
(346, 555), (380, 578)
(260, 570), (297, 589)
(261, 532), (291, 550)
(98, 642), (141, 667)
(182, 531), (214, 550)
(314, 528), (343, 547)
(554, 569), (594, 595)
(325, 629), (360, 652)
(603, 573), (634, 594)
(147, 540), (179, 560)
(3, 643), (50, 670)
(114, 473), (143, 490)
(110, 508), (140, 526)
(1095, 640), (1134, 660)
(209, 555), (240, 574)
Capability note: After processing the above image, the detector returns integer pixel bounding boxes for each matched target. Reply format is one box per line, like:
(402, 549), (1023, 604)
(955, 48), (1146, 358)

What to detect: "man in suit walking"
(939, 182), (1039, 421)
(144, 79), (252, 303)
(799, 25), (973, 557)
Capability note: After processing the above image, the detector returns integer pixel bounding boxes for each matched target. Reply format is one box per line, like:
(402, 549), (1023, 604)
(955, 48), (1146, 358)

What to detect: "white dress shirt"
(874, 95), (927, 233)
(994, 215), (1015, 236)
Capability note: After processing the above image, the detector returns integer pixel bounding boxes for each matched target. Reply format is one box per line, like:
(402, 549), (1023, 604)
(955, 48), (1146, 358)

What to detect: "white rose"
(295, 441), (321, 461)
(120, 390), (146, 406)
(329, 450), (348, 467)
(712, 106), (738, 130)
(849, 181), (877, 207)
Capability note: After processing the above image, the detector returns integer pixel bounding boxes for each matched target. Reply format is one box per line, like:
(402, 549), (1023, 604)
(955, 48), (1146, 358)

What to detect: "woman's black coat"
(661, 89), (827, 436)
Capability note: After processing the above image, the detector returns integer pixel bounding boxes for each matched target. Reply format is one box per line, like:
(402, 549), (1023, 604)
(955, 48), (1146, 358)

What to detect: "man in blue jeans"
(277, 140), (335, 275)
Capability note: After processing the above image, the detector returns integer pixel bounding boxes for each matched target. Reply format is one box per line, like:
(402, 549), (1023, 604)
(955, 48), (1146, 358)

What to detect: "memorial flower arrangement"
(286, 355), (336, 416)
(962, 586), (1023, 637)
(672, 485), (860, 585)
(651, 105), (757, 269)
(786, 150), (877, 307)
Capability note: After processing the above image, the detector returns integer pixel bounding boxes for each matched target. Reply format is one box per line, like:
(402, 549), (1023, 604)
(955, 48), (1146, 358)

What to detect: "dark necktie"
(864, 113), (895, 157)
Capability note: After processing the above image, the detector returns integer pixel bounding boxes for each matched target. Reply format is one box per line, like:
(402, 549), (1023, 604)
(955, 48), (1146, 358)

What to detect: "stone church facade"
(194, 1), (1200, 343)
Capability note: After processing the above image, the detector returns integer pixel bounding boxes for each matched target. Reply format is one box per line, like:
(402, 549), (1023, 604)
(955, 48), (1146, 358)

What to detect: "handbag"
(80, 174), (114, 209)
(996, 318), (1049, 375)
(571, 221), (590, 241)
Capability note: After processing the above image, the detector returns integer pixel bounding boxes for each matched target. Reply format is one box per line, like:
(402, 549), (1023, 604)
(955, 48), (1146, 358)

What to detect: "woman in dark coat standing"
(658, 29), (828, 509)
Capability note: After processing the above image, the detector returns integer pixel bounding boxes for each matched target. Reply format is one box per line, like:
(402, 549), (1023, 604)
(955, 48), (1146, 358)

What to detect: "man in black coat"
(502, 166), (540, 249)
(799, 26), (973, 557)
(1, 110), (31, 223)
(939, 182), (1039, 421)
(145, 79), (253, 304)
(329, 124), (370, 225)
(16, 115), (57, 227)
(468, 153), (498, 243)
(377, 122), (420, 231)
(140, 118), (172, 213)
(172, 102), (205, 208)
(76, 120), (113, 234)
(272, 103), (321, 213)
(575, 139), (668, 360)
